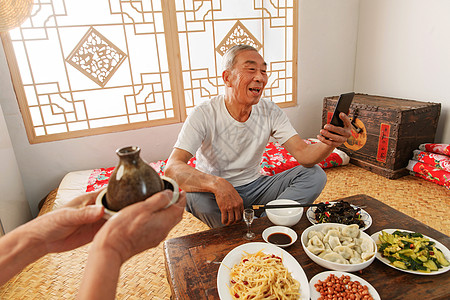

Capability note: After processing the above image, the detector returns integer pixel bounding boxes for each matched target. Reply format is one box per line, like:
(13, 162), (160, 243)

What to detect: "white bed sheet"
(53, 169), (94, 210)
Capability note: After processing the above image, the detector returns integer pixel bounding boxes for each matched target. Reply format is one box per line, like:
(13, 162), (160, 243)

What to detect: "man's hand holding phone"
(318, 112), (352, 146)
(318, 92), (354, 146)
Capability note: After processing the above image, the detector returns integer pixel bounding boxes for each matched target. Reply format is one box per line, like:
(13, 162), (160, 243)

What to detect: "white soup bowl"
(266, 199), (303, 227)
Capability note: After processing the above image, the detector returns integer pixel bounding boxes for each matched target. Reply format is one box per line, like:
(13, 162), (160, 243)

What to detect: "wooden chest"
(322, 94), (441, 179)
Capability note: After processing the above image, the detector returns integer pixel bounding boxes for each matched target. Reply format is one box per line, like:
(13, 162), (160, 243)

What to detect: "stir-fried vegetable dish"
(314, 201), (365, 228)
(377, 230), (450, 272)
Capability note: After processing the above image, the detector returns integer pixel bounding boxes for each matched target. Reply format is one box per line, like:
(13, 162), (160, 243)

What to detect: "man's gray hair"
(222, 44), (259, 71)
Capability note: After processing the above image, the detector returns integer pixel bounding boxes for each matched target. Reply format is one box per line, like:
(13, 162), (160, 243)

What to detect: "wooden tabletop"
(164, 194), (450, 299)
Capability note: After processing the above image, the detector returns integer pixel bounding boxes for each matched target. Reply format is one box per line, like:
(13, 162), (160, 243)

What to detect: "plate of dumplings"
(301, 223), (377, 272)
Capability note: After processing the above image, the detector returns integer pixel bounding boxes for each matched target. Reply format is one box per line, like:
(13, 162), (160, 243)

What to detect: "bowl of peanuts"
(309, 271), (380, 300)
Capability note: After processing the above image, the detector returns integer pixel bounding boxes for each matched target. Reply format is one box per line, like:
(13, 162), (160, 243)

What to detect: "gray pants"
(185, 165), (327, 228)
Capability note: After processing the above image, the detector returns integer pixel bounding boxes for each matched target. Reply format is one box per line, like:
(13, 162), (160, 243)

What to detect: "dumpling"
(307, 235), (325, 255)
(322, 252), (348, 264)
(361, 252), (375, 261)
(359, 237), (374, 253)
(352, 245), (362, 254)
(333, 245), (353, 260)
(350, 255), (363, 264)
(341, 239), (355, 247)
(342, 224), (360, 238)
(339, 236), (353, 244)
(321, 225), (340, 234)
(323, 229), (341, 244)
(328, 235), (342, 250)
(318, 249), (334, 259)
(307, 230), (325, 241)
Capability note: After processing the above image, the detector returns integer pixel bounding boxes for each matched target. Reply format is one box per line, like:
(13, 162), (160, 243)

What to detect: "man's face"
(224, 50), (268, 106)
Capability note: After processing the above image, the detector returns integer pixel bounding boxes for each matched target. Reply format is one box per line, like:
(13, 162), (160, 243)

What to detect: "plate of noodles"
(217, 242), (309, 300)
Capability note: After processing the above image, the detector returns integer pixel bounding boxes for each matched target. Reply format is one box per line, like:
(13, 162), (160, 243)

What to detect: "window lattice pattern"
(2, 0), (297, 143)
(176, 0), (297, 115)
(216, 21), (263, 56)
(5, 0), (177, 142)
(66, 27), (127, 87)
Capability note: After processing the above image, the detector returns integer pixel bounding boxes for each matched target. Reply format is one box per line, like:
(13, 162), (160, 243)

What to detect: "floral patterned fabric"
(413, 150), (450, 173)
(419, 143), (450, 156)
(259, 140), (347, 175)
(86, 167), (115, 192)
(407, 161), (450, 190)
(407, 143), (450, 190)
(86, 141), (349, 192)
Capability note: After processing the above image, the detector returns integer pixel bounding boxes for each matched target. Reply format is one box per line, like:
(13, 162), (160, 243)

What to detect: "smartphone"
(330, 92), (355, 127)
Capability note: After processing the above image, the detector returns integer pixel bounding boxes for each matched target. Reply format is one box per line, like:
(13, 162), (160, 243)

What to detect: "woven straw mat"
(0, 164), (448, 299)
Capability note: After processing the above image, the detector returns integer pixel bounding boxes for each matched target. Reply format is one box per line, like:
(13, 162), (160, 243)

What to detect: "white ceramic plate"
(370, 229), (450, 275)
(306, 202), (372, 231)
(309, 271), (380, 300)
(217, 242), (310, 300)
(262, 226), (297, 248)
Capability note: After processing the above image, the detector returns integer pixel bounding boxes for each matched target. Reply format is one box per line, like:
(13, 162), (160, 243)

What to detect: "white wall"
(355, 0), (450, 141)
(293, 0), (360, 135)
(0, 104), (32, 232)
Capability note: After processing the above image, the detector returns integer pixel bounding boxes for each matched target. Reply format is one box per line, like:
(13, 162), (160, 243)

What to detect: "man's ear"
(222, 70), (232, 87)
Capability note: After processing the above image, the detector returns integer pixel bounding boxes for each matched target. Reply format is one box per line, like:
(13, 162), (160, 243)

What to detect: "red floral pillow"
(260, 141), (348, 175)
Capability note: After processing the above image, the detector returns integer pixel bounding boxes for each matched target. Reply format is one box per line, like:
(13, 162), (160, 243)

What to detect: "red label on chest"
(377, 124), (390, 162)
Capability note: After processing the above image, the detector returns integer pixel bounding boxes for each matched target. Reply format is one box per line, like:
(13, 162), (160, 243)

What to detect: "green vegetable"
(417, 255), (427, 262)
(433, 247), (450, 267)
(423, 260), (438, 271)
(377, 230), (450, 272)
(393, 261), (407, 269)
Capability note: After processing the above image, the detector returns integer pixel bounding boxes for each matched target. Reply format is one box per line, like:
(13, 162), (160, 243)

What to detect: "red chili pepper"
(430, 251), (434, 255)
(231, 280), (236, 284)
(325, 212), (330, 218)
(242, 259), (248, 263)
(243, 280), (248, 285)
(235, 293), (239, 298)
(410, 244), (414, 249)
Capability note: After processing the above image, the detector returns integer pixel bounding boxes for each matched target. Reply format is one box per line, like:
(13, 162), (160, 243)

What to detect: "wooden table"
(164, 194), (450, 299)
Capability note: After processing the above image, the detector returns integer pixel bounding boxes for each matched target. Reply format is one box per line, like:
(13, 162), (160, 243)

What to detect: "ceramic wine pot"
(95, 146), (179, 218)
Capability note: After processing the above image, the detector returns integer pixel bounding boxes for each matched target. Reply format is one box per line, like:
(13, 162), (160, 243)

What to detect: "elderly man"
(165, 44), (351, 228)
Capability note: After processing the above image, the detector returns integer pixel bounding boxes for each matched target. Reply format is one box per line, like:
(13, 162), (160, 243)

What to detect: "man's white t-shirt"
(174, 95), (298, 187)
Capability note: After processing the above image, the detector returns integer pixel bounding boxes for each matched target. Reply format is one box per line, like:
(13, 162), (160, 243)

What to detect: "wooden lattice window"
(1, 0), (298, 144)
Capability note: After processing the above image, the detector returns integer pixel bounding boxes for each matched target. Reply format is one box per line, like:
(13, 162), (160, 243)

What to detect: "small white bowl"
(301, 223), (376, 272)
(266, 199), (303, 227)
(95, 176), (179, 219)
(262, 226), (297, 248)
